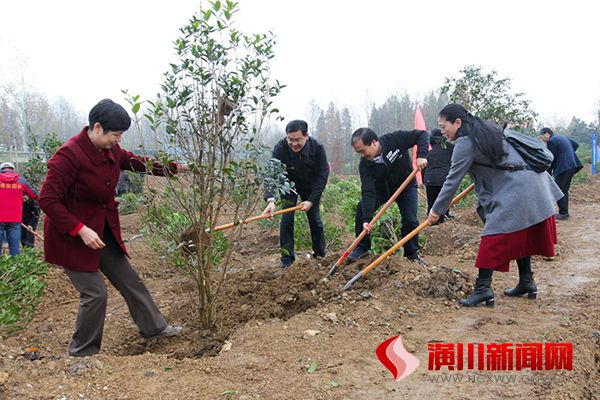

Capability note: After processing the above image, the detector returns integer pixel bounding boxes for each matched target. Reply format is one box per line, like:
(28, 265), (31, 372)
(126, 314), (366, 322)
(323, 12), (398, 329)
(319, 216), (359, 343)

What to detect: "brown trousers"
(63, 226), (166, 356)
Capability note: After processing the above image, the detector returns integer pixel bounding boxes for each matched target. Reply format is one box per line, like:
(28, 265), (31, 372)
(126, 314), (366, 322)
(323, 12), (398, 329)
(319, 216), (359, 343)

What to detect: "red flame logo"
(376, 335), (420, 382)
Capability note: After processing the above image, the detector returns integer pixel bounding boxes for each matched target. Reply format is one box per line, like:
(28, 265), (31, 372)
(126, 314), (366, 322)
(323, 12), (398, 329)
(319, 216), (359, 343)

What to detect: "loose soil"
(1, 173), (599, 400)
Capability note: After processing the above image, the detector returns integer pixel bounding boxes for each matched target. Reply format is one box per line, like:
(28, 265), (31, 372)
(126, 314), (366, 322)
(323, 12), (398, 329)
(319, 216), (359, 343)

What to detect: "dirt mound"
(570, 172), (600, 203)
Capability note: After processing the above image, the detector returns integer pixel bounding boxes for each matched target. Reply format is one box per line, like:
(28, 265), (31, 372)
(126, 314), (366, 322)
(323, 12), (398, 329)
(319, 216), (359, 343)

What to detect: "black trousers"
(354, 184), (419, 259)
(21, 212), (39, 248)
(425, 185), (450, 223)
(555, 169), (576, 216)
(280, 192), (326, 264)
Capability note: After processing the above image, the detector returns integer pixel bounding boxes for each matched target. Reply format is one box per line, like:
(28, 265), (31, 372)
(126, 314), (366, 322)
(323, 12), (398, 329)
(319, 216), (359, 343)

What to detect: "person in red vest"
(0, 162), (38, 256)
(39, 99), (189, 357)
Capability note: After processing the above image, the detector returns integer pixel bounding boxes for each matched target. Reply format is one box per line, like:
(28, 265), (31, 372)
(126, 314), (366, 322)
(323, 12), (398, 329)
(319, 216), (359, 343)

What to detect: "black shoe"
(280, 260), (293, 269)
(347, 248), (369, 263)
(311, 252), (326, 260)
(459, 278), (495, 307)
(504, 275), (537, 299)
(407, 255), (429, 266)
(556, 213), (569, 221)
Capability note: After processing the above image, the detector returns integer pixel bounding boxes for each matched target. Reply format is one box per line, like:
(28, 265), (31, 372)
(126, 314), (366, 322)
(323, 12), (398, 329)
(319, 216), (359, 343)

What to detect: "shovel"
(210, 204), (303, 232)
(21, 223), (44, 241)
(342, 183), (474, 291)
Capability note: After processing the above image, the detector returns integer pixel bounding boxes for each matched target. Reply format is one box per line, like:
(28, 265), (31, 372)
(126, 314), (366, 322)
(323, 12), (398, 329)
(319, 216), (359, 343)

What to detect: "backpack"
(474, 129), (554, 173)
(503, 129), (554, 173)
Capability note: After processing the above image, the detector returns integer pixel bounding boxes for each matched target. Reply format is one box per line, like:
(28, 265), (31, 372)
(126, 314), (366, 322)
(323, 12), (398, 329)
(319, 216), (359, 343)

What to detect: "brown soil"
(1, 174), (600, 399)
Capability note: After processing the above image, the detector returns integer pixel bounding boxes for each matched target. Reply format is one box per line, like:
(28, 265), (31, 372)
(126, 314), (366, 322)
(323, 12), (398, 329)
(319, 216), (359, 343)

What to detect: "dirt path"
(1, 179), (599, 400)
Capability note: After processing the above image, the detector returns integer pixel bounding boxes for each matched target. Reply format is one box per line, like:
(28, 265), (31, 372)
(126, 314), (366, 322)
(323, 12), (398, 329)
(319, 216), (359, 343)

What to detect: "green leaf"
(220, 390), (238, 396)
(307, 361), (318, 374)
(329, 380), (340, 387)
(132, 103), (141, 114)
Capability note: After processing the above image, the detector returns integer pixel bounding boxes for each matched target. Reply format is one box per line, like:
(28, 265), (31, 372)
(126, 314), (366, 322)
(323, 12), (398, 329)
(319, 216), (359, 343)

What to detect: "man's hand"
(78, 225), (106, 250)
(362, 222), (373, 234)
(416, 157), (428, 170)
(300, 201), (313, 212)
(262, 201), (276, 219)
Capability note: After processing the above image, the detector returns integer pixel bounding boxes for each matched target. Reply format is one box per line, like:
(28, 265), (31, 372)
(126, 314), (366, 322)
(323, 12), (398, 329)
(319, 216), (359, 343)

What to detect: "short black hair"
(439, 104), (470, 123)
(430, 128), (442, 137)
(285, 120), (308, 135)
(88, 99), (131, 133)
(351, 127), (378, 146)
(540, 127), (554, 137)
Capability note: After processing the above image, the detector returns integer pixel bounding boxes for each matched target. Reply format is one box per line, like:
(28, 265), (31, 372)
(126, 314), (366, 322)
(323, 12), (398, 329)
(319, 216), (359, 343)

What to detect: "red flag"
(412, 106), (427, 185)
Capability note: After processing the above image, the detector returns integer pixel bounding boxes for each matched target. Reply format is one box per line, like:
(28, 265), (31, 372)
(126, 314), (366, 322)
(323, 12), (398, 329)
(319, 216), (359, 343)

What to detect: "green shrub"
(117, 192), (144, 215)
(572, 169), (589, 185)
(0, 249), (48, 332)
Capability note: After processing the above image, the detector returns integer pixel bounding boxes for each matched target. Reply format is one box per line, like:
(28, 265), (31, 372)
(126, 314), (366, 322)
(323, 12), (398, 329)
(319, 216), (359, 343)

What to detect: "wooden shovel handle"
(333, 169), (420, 267)
(211, 204), (304, 232)
(361, 183), (474, 276)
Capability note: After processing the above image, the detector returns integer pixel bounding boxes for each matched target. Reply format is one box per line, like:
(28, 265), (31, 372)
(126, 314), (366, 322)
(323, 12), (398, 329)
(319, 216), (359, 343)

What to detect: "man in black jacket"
(348, 127), (429, 264)
(262, 120), (329, 268)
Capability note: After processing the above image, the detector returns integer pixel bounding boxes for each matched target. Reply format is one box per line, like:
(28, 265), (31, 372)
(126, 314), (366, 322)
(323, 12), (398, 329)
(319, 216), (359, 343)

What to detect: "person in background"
(21, 198), (41, 248)
(262, 120), (329, 269)
(424, 128), (454, 224)
(38, 99), (189, 357)
(539, 127), (583, 220)
(0, 162), (38, 256)
(428, 104), (563, 307)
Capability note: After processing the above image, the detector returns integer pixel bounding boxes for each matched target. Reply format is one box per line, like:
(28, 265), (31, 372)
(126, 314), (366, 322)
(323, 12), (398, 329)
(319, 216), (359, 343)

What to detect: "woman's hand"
(426, 211), (440, 226)
(78, 226), (106, 250)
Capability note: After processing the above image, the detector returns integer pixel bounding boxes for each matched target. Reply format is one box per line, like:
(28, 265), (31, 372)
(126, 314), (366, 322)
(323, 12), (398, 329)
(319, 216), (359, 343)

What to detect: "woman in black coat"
(424, 129), (454, 224)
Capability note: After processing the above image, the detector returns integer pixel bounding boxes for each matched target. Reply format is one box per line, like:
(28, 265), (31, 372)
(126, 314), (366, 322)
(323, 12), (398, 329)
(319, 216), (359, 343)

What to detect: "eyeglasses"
(286, 136), (306, 144)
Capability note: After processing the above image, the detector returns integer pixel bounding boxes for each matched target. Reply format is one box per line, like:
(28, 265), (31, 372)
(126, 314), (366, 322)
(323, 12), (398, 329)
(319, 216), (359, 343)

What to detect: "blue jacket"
(547, 135), (582, 177)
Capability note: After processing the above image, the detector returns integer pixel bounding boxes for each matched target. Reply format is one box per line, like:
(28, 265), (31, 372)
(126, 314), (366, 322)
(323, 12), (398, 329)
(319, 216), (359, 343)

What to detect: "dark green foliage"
(441, 65), (537, 131)
(0, 249), (48, 332)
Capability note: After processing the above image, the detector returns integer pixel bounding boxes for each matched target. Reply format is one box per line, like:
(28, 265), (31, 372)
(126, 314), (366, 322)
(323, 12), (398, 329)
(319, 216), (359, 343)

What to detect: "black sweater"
(267, 137), (329, 204)
(359, 129), (429, 222)
(423, 134), (454, 186)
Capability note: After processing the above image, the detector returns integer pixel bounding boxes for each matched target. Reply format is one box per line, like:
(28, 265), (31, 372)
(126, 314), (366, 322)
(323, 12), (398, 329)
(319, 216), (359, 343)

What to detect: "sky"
(1, 0), (599, 130)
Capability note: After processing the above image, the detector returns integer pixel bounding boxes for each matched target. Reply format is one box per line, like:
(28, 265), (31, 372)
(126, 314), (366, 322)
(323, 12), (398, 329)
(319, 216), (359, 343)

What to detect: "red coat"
(38, 127), (177, 272)
(0, 171), (38, 222)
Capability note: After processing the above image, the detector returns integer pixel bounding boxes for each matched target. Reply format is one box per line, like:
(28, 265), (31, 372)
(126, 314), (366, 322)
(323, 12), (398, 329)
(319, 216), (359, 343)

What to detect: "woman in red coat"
(39, 99), (187, 357)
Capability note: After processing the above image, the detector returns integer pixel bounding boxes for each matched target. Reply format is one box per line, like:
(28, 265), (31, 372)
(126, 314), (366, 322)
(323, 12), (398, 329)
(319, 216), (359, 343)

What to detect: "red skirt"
(475, 215), (557, 272)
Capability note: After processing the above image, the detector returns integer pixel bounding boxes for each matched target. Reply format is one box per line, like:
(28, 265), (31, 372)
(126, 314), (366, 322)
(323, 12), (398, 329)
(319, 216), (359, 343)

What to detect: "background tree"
(441, 65), (537, 131)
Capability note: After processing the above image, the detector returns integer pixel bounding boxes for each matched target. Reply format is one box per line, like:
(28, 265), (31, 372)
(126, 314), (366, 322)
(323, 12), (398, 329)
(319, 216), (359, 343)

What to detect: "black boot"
(504, 275), (537, 298)
(504, 257), (537, 299)
(459, 278), (495, 307)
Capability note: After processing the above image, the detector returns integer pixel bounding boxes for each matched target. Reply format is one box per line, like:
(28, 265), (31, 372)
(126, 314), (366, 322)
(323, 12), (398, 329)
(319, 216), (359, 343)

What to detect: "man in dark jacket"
(262, 120), (329, 268)
(424, 129), (454, 224)
(348, 127), (429, 264)
(539, 128), (583, 220)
